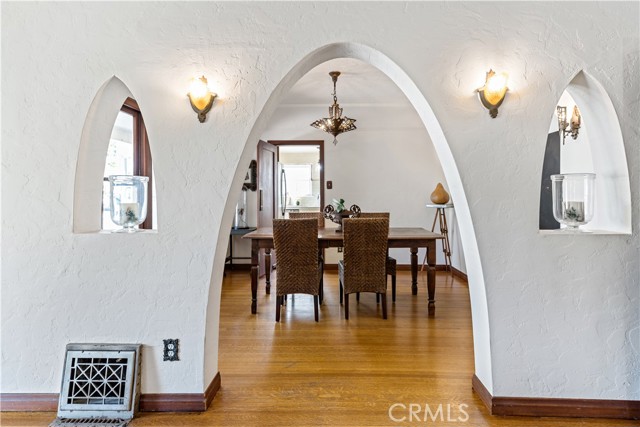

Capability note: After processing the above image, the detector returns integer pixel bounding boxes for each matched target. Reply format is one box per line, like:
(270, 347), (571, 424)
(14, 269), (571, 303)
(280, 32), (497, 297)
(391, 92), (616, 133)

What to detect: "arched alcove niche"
(540, 71), (631, 234)
(73, 76), (155, 233)
(203, 42), (495, 394)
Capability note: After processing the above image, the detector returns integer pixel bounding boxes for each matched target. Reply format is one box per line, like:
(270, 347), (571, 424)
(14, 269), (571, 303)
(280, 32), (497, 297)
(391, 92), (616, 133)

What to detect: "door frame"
(268, 140), (325, 211)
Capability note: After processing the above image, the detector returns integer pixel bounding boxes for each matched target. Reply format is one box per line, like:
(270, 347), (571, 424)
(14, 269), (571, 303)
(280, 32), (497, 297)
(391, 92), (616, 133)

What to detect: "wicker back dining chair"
(288, 212), (325, 303)
(339, 217), (390, 320)
(288, 211), (325, 227)
(357, 212), (397, 302)
(272, 219), (321, 322)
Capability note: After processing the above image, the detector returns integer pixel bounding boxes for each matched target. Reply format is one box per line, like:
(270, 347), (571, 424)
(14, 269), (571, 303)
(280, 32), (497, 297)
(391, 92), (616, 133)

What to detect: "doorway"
(270, 140), (325, 218)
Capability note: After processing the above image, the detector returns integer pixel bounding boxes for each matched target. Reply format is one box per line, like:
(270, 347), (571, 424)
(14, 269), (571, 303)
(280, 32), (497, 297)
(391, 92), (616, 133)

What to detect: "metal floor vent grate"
(49, 417), (129, 427)
(50, 344), (142, 427)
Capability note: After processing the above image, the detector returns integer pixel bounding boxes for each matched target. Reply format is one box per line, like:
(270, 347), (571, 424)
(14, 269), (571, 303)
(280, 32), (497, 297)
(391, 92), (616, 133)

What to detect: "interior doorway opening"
(205, 42), (492, 401)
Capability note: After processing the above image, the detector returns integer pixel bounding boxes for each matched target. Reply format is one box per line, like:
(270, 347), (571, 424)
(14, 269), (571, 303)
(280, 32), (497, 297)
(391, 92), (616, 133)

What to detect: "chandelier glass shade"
(310, 71), (356, 145)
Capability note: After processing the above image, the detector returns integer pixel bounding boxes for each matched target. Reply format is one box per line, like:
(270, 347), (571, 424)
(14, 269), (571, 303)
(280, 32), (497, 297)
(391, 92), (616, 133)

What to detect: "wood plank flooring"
(2, 270), (637, 426)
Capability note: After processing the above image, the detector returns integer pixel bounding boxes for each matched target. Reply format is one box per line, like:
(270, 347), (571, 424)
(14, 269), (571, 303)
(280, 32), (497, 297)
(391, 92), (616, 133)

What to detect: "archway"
(204, 42), (494, 394)
(73, 76), (139, 233)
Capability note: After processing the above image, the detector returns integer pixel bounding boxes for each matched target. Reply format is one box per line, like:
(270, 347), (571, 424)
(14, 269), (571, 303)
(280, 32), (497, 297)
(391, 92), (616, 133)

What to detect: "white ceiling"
(280, 58), (410, 107)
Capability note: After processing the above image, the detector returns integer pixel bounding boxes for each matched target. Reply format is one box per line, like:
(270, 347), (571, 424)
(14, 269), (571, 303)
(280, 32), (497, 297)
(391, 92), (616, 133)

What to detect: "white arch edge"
(203, 42), (494, 394)
(74, 76), (133, 233)
(564, 70), (632, 234)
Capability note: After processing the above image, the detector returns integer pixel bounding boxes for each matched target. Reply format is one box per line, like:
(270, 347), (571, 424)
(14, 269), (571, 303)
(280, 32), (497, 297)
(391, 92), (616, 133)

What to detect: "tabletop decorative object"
(551, 173), (595, 231)
(109, 175), (149, 232)
(430, 182), (450, 204)
(324, 198), (360, 232)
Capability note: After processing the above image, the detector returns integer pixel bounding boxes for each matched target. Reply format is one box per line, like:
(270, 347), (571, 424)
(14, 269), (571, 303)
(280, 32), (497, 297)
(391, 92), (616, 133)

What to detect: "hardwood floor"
(2, 270), (637, 426)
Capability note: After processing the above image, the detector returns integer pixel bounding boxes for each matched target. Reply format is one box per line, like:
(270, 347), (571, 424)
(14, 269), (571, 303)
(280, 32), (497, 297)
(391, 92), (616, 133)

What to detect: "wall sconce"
(557, 105), (581, 144)
(477, 69), (509, 118)
(188, 76), (216, 123)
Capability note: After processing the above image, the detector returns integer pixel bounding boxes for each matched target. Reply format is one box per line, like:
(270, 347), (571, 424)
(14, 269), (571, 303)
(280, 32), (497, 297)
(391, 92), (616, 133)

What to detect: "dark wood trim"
(1, 373), (221, 413)
(471, 374), (493, 413)
(204, 371), (222, 409)
(139, 393), (206, 412)
(268, 140), (325, 210)
(451, 266), (468, 282)
(225, 263), (252, 271)
(472, 374), (640, 419)
(0, 393), (58, 411)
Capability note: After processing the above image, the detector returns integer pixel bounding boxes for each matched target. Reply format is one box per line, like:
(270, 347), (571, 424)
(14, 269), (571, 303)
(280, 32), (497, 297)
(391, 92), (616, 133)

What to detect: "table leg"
(427, 241), (436, 315)
(251, 240), (259, 314)
(265, 248), (271, 294)
(410, 247), (418, 295)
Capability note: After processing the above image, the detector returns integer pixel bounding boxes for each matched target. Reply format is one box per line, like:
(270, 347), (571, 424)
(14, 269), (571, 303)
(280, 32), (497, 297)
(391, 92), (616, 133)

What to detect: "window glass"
(102, 110), (135, 230)
(104, 111), (134, 177)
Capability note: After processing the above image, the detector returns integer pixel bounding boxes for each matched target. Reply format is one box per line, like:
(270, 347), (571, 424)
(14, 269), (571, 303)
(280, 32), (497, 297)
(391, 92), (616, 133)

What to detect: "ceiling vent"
(50, 343), (142, 427)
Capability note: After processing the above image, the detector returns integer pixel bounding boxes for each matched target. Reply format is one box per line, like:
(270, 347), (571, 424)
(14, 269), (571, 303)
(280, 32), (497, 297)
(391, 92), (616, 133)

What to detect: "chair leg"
(275, 295), (281, 322)
(376, 293), (380, 304)
(319, 277), (324, 305)
(381, 293), (388, 319)
(339, 279), (343, 305)
(392, 274), (397, 303)
(344, 293), (349, 319)
(314, 295), (319, 322)
(356, 292), (360, 302)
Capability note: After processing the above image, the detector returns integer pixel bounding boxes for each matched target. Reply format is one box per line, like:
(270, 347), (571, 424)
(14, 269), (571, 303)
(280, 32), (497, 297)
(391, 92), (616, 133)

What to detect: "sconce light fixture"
(477, 69), (509, 118)
(557, 105), (581, 144)
(188, 76), (216, 123)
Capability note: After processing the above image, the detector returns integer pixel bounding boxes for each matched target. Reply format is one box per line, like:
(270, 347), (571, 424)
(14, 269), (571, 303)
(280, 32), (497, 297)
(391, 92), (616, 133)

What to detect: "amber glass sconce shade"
(188, 76), (217, 123)
(478, 69), (509, 118)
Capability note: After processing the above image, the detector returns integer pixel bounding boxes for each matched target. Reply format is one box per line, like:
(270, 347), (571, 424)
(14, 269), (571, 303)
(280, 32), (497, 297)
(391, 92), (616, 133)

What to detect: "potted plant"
(324, 198), (360, 232)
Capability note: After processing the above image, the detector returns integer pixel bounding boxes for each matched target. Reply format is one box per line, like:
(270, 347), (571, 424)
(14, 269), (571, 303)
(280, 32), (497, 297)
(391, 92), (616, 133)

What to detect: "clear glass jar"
(233, 189), (248, 229)
(109, 175), (149, 232)
(551, 173), (595, 231)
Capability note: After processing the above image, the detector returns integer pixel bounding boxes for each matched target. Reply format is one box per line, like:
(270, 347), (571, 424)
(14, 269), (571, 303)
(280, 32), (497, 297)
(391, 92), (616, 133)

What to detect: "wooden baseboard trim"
(451, 266), (468, 281)
(204, 371), (221, 409)
(225, 264), (252, 271)
(1, 372), (221, 413)
(471, 374), (492, 412)
(0, 393), (58, 411)
(472, 374), (640, 419)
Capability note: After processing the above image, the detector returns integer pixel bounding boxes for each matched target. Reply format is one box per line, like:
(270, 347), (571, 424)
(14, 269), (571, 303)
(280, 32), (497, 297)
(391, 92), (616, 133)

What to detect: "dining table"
(243, 227), (443, 316)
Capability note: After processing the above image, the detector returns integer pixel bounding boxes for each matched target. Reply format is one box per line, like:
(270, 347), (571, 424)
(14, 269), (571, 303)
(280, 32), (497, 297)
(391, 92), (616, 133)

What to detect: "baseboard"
(472, 374), (639, 419)
(0, 393), (58, 411)
(1, 372), (221, 413)
(451, 266), (468, 281)
(224, 264), (252, 271)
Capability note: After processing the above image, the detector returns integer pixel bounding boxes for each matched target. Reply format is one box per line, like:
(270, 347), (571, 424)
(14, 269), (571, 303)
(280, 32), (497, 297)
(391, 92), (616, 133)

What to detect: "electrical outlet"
(337, 247), (343, 253)
(163, 339), (179, 361)
(327, 180), (332, 189)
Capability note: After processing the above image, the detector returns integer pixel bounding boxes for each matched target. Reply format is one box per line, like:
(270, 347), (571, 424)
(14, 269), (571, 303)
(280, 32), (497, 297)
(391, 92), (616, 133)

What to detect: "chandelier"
(310, 71), (356, 145)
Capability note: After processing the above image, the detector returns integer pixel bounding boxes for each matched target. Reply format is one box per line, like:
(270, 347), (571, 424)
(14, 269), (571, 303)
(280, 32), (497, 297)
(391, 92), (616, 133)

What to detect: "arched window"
(101, 97), (154, 230)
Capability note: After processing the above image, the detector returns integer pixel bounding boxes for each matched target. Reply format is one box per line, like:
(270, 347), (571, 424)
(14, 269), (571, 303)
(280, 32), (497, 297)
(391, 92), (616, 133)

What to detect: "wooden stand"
(422, 204), (453, 276)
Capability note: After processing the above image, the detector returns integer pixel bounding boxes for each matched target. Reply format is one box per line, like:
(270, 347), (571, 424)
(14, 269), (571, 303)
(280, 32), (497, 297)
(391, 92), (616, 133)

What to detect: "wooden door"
(257, 140), (277, 277)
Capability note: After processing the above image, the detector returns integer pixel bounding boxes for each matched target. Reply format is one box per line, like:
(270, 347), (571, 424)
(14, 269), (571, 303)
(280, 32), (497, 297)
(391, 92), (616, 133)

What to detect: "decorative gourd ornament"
(430, 182), (450, 204)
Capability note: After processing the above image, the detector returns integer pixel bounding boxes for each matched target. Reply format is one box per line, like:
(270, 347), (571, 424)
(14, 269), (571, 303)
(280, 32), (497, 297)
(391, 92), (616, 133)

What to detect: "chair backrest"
(358, 212), (390, 219)
(288, 211), (325, 227)
(341, 217), (389, 294)
(272, 218), (319, 296)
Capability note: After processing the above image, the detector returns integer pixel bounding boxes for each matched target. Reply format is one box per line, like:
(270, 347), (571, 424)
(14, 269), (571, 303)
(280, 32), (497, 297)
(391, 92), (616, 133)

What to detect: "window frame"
(102, 97), (153, 229)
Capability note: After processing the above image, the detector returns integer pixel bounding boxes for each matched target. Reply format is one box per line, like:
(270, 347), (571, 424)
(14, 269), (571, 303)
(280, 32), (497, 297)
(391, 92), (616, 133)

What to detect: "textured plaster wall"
(2, 2), (639, 400)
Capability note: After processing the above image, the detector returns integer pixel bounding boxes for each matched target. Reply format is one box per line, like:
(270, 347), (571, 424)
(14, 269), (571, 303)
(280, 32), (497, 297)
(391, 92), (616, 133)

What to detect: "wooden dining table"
(243, 227), (443, 315)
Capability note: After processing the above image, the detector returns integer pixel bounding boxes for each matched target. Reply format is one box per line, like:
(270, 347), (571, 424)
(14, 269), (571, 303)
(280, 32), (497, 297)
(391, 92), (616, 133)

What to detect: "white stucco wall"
(2, 2), (638, 401)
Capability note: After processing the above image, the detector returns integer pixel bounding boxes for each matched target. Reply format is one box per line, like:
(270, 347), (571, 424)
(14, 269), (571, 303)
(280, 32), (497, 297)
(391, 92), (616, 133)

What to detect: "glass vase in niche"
(233, 189), (249, 229)
(551, 173), (595, 232)
(109, 175), (149, 232)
